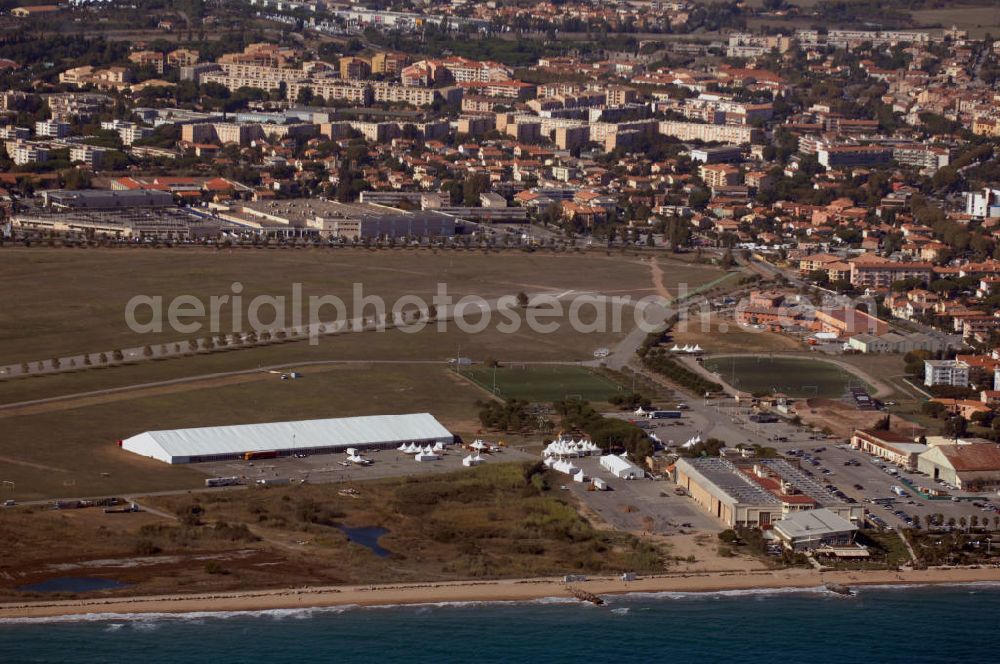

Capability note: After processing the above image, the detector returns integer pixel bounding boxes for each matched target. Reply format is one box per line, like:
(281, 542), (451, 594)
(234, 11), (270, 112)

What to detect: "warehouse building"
(916, 443), (1000, 492)
(674, 457), (863, 527)
(121, 413), (454, 464)
(674, 457), (784, 528)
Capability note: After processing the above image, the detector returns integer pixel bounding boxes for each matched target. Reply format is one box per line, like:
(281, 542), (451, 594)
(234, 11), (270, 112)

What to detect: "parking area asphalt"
(606, 400), (1000, 533)
(196, 445), (537, 486)
(563, 456), (720, 535)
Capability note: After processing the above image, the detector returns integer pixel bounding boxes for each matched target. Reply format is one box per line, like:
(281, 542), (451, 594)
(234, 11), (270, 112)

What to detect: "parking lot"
(607, 400), (1000, 533)
(564, 456), (719, 535)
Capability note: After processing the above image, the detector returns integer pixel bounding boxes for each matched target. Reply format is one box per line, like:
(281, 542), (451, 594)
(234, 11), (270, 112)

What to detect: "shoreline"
(2, 567), (1000, 621)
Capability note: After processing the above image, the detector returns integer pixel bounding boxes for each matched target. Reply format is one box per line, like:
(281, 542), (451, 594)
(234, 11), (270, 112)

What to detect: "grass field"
(0, 248), (722, 366)
(702, 356), (869, 398)
(670, 314), (803, 354)
(460, 365), (624, 402)
(912, 6), (1000, 38)
(0, 364), (489, 501)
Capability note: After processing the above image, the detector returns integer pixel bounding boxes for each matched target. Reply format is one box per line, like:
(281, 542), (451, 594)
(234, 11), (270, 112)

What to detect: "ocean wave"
(0, 596), (582, 625)
(5, 582), (1000, 625)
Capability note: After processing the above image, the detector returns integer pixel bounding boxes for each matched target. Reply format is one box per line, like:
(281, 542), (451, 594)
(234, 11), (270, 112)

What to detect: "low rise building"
(851, 429), (927, 470)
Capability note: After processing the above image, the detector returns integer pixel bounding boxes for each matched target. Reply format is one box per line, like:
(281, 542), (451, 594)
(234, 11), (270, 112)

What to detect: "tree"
(720, 250), (735, 269)
(20, 362), (29, 374)
(516, 291), (529, 308)
(943, 415), (967, 439)
(51, 358), (61, 370)
(188, 339), (198, 353)
(98, 352), (108, 365)
(112, 349), (124, 362)
(142, 345), (153, 358)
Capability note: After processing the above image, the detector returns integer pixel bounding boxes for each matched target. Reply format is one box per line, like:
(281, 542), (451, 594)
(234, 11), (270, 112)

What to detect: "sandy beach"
(2, 567), (999, 620)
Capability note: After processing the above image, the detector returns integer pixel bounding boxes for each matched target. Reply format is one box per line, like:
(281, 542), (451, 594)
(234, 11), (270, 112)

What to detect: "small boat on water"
(825, 583), (854, 596)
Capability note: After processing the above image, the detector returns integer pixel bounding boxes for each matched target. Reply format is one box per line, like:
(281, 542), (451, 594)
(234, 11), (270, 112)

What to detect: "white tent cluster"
(681, 434), (703, 450)
(543, 457), (587, 483)
(462, 453), (485, 467)
(541, 438), (601, 459)
(398, 442), (445, 456)
(669, 344), (704, 354)
(469, 439), (491, 451)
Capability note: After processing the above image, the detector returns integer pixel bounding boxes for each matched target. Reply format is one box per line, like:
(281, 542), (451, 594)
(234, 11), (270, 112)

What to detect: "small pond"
(337, 526), (392, 558)
(18, 577), (130, 593)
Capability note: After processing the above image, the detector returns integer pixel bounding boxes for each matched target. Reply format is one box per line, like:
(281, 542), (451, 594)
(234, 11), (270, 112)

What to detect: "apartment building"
(849, 255), (933, 288)
(817, 144), (893, 168)
(129, 50), (166, 74)
(167, 49), (200, 68)
(699, 163), (742, 188)
(286, 80), (373, 106)
(34, 120), (70, 138)
(370, 82), (438, 107)
(658, 120), (761, 144)
(339, 56), (371, 80)
(69, 144), (107, 168)
(370, 51), (409, 75)
(924, 359), (970, 388)
(7, 141), (49, 166)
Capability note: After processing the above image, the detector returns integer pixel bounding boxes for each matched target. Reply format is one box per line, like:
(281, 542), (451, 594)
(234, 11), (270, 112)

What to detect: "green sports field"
(460, 365), (624, 402)
(702, 356), (869, 398)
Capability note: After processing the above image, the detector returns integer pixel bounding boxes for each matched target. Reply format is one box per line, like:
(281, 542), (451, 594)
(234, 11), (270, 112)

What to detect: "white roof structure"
(600, 454), (644, 479)
(773, 508), (857, 543)
(122, 413), (454, 464)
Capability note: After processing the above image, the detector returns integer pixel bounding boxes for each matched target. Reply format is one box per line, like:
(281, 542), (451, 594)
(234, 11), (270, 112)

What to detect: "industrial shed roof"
(122, 413), (454, 464)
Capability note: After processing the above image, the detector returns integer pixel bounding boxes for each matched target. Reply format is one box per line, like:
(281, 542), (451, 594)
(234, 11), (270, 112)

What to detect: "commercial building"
(675, 457), (863, 528)
(218, 199), (456, 240)
(917, 443), (1000, 491)
(691, 145), (742, 164)
(772, 509), (858, 552)
(121, 413), (454, 464)
(40, 189), (174, 210)
(674, 457), (783, 528)
(851, 429), (928, 470)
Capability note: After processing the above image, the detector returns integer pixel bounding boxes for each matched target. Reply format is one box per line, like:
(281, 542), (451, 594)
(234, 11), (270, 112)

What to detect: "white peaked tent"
(404, 443), (420, 454)
(462, 454), (484, 467)
(691, 344), (703, 353)
(415, 452), (441, 462)
(422, 445), (434, 454)
(551, 459), (581, 476)
(471, 439), (489, 451)
(433, 441), (447, 451)
(670, 345), (681, 352)
(573, 470), (587, 483)
(634, 406), (647, 416)
(397, 443), (408, 452)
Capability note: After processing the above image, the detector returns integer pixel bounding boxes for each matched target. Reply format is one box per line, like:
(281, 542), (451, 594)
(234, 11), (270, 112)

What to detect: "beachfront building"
(772, 509), (858, 552)
(674, 458), (863, 528)
(674, 458), (784, 528)
(121, 413), (454, 464)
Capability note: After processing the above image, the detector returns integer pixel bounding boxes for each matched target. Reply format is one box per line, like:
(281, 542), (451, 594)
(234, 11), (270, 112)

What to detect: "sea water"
(1, 584), (998, 663)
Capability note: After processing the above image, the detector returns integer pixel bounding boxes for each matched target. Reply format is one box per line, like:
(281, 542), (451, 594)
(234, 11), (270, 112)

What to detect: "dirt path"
(648, 258), (673, 301)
